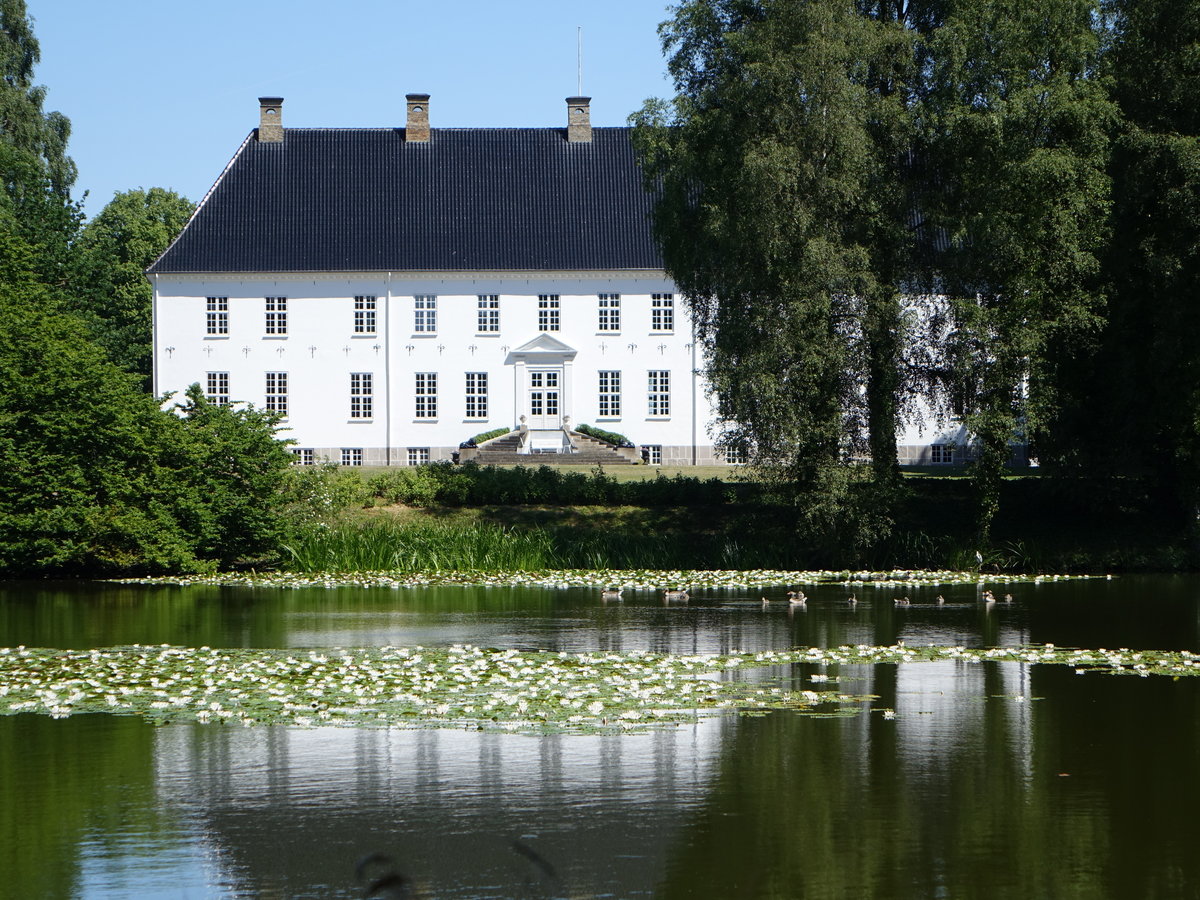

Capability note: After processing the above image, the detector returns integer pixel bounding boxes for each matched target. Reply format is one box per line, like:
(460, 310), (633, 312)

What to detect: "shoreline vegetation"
(260, 462), (1191, 581)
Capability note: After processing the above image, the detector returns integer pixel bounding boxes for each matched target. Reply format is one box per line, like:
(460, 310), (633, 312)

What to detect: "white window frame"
(206, 296), (228, 336)
(414, 295), (437, 333)
(354, 295), (377, 335)
(292, 448), (315, 466)
(206, 371), (229, 406)
(265, 296), (287, 335)
(538, 294), (561, 332)
(598, 293), (621, 332)
(407, 447), (430, 466)
(931, 444), (954, 464)
(341, 448), (364, 467)
(648, 370), (671, 417)
(651, 293), (674, 332)
(350, 372), (373, 419)
(415, 372), (438, 419)
(465, 372), (488, 420)
(722, 446), (748, 465)
(598, 370), (621, 418)
(265, 371), (288, 417)
(645, 445), (663, 465)
(477, 295), (500, 333)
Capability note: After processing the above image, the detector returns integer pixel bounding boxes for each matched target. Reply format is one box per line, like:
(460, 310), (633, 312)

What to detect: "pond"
(2, 575), (1200, 898)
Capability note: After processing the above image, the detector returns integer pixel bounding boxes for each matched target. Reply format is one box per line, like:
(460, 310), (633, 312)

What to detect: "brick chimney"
(566, 96), (591, 143)
(258, 97), (284, 142)
(406, 93), (431, 143)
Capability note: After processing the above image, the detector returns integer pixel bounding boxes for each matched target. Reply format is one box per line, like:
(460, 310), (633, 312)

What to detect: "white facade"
(152, 270), (721, 465)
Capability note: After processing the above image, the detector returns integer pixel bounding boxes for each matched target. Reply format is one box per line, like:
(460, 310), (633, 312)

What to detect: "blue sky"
(30, 0), (678, 218)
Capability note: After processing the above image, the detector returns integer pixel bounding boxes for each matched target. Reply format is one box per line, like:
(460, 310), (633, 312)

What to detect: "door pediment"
(508, 334), (578, 363)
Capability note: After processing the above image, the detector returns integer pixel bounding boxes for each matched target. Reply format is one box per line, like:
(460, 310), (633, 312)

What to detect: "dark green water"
(2, 576), (1199, 898)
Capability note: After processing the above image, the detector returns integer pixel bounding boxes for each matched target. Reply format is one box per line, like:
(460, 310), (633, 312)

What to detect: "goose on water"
(663, 589), (689, 601)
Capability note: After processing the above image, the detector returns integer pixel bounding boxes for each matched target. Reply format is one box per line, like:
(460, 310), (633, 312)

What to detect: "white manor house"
(150, 95), (961, 467)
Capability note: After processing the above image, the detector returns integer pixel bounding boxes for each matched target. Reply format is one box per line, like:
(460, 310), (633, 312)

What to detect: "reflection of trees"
(0, 715), (163, 897)
(655, 662), (1200, 898)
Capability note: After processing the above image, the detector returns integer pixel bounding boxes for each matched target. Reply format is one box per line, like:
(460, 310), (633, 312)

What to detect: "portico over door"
(506, 333), (578, 431)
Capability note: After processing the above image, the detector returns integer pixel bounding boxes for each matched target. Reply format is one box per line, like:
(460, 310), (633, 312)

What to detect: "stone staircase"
(465, 430), (637, 466)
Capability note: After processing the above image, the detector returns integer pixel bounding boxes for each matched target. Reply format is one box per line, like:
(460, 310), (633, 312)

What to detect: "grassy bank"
(276, 463), (1195, 575)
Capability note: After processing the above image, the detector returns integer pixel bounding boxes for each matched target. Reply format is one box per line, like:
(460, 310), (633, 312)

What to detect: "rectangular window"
(598, 370), (621, 418)
(265, 372), (288, 416)
(415, 372), (438, 419)
(931, 444), (954, 464)
(265, 297), (287, 335)
(206, 372), (229, 406)
(407, 447), (430, 466)
(414, 295), (437, 333)
(645, 445), (663, 466)
(722, 446), (747, 465)
(350, 372), (373, 419)
(206, 296), (228, 335)
(477, 295), (500, 332)
(465, 372), (488, 419)
(648, 370), (671, 417)
(598, 293), (621, 332)
(354, 295), (377, 334)
(651, 293), (674, 332)
(341, 448), (363, 467)
(292, 448), (315, 466)
(538, 294), (560, 332)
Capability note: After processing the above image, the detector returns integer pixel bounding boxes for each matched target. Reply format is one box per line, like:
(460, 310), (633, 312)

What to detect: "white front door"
(527, 369), (562, 429)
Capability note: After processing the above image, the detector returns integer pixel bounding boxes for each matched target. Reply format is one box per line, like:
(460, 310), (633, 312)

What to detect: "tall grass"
(280, 519), (819, 573)
(282, 521), (557, 573)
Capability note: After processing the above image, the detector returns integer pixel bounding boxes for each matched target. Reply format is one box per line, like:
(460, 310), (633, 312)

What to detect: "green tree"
(912, 0), (1114, 542)
(165, 384), (295, 567)
(1050, 0), (1200, 539)
(0, 248), (294, 574)
(632, 0), (918, 551)
(0, 0), (79, 286)
(69, 188), (194, 387)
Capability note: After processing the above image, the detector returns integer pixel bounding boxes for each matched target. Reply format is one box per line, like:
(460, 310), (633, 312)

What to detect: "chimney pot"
(566, 96), (591, 143)
(258, 97), (284, 142)
(406, 93), (431, 143)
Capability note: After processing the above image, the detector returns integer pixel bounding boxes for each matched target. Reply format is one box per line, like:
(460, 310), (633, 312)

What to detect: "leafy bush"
(465, 426), (512, 446)
(575, 423), (632, 447)
(281, 462), (373, 522)
(365, 467), (441, 507)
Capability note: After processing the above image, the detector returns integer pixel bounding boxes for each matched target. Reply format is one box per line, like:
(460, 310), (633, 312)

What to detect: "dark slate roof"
(149, 127), (664, 274)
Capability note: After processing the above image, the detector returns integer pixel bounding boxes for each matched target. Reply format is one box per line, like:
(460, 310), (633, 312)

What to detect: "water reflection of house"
(152, 719), (725, 895)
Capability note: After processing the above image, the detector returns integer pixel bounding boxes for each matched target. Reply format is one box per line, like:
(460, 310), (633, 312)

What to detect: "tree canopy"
(634, 0), (1143, 544)
(70, 188), (194, 386)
